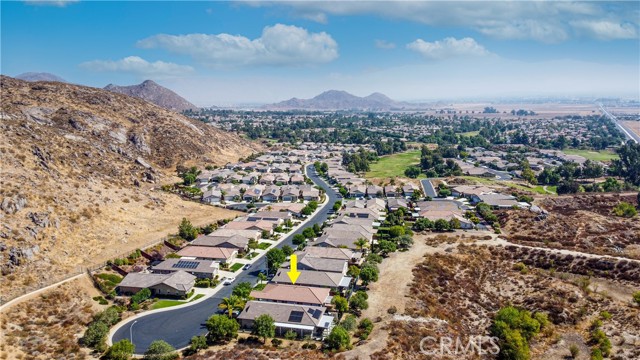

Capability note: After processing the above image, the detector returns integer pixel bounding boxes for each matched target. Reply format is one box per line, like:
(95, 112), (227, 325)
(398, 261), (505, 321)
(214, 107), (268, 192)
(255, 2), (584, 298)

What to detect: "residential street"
(111, 164), (338, 354)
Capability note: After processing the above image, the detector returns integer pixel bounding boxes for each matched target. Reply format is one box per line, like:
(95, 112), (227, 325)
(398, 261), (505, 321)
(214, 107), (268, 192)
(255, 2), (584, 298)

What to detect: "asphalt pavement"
(111, 164), (339, 354)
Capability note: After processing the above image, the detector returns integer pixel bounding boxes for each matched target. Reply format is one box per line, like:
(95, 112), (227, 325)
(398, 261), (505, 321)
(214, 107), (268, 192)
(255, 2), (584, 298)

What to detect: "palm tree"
(218, 295), (244, 318)
(354, 238), (370, 253)
(258, 272), (267, 284)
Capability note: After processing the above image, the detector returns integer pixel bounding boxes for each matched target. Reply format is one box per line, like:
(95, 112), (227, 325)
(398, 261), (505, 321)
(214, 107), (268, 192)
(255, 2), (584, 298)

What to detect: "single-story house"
(250, 284), (332, 307)
(209, 229), (261, 241)
(191, 234), (250, 252)
(290, 174), (305, 185)
(117, 271), (196, 297)
(272, 269), (352, 290)
(387, 198), (409, 211)
(366, 185), (384, 198)
(176, 246), (237, 264)
(247, 211), (292, 223)
(151, 258), (218, 279)
(238, 301), (334, 339)
(262, 186), (280, 202)
(202, 189), (222, 204)
(281, 186), (300, 202)
(384, 185), (398, 198)
(295, 247), (363, 265)
(477, 193), (519, 208)
(283, 253), (348, 274)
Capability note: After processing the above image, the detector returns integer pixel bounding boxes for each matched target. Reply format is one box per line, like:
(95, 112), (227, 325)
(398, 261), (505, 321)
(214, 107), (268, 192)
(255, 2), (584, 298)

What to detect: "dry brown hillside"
(0, 76), (258, 303)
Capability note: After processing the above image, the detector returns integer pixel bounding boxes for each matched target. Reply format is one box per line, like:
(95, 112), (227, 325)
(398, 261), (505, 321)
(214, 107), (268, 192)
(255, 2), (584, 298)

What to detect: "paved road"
(599, 103), (640, 144)
(112, 164), (339, 354)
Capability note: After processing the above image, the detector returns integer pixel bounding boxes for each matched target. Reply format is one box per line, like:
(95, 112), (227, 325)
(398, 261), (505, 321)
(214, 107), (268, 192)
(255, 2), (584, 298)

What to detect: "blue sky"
(2, 1), (639, 106)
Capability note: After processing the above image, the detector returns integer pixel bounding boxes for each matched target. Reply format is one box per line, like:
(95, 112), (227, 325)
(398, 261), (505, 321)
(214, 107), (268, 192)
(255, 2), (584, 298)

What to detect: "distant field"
(563, 149), (618, 162)
(621, 121), (640, 138)
(459, 131), (480, 137)
(366, 150), (424, 179)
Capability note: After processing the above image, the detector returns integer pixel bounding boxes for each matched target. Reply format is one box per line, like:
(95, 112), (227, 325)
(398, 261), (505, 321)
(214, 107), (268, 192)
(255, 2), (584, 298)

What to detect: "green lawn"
(229, 263), (244, 272)
(365, 150), (424, 179)
(151, 294), (205, 309)
(459, 131), (480, 137)
(563, 149), (618, 162)
(253, 283), (267, 291)
(257, 242), (272, 250)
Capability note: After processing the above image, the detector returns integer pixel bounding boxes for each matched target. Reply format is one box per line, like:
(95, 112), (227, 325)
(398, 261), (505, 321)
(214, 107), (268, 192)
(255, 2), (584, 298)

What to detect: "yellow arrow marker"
(287, 254), (301, 284)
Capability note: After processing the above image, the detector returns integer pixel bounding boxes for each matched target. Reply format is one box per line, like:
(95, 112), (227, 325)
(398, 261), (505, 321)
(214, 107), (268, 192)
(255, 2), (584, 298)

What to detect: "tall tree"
(252, 314), (276, 344)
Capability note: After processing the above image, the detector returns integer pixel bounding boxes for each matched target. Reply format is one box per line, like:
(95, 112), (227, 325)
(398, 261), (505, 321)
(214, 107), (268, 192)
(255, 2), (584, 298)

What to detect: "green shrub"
(325, 326), (351, 351)
(104, 339), (135, 360)
(271, 338), (283, 347)
(569, 344), (579, 359)
(131, 288), (151, 305)
(284, 330), (298, 340)
(144, 340), (178, 360)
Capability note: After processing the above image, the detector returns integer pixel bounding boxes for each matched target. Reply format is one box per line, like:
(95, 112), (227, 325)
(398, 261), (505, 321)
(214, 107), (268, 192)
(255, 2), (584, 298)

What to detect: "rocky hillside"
(105, 80), (197, 112)
(266, 90), (426, 111)
(15, 72), (67, 83)
(0, 76), (256, 303)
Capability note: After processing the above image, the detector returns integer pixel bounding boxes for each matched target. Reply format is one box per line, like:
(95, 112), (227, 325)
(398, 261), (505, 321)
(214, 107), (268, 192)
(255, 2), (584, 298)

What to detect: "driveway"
(420, 178), (438, 198)
(111, 164), (339, 354)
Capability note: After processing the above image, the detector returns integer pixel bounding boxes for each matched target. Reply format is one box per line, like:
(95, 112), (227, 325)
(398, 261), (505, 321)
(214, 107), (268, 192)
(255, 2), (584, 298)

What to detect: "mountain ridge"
(104, 80), (197, 112)
(15, 72), (67, 83)
(265, 90), (426, 111)
(0, 75), (256, 302)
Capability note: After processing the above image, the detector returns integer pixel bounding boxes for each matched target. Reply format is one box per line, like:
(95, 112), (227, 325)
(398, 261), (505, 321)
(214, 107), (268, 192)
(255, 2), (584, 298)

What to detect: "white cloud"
(80, 56), (194, 78)
(375, 39), (396, 50)
(23, 0), (78, 6)
(571, 20), (638, 40)
(476, 20), (569, 43)
(407, 37), (490, 60)
(299, 12), (328, 24)
(254, 1), (639, 42)
(137, 24), (339, 66)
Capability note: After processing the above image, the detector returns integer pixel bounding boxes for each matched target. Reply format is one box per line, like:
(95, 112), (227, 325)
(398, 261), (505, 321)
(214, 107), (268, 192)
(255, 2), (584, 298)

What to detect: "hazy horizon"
(3, 1), (639, 106)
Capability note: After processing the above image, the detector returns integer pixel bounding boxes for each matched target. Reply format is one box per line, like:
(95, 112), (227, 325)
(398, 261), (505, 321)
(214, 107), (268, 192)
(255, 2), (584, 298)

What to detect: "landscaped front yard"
(229, 263), (244, 272)
(151, 293), (205, 310)
(257, 242), (272, 250)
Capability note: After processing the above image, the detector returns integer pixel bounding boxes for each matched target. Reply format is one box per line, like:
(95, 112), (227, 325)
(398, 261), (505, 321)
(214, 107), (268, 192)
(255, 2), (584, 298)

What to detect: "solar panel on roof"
(173, 260), (199, 269)
(288, 310), (304, 323)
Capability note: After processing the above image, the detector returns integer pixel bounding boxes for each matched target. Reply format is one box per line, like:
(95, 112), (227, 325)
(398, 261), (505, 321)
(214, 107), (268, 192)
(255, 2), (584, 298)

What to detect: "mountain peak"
(104, 80), (197, 112)
(266, 90), (408, 110)
(15, 72), (66, 83)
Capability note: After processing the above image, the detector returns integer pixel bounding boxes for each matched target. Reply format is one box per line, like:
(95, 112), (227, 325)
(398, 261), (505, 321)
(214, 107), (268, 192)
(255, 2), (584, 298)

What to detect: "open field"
(365, 150), (423, 180)
(621, 120), (640, 138)
(459, 130), (480, 137)
(563, 149), (618, 162)
(425, 102), (600, 119)
(499, 193), (640, 260)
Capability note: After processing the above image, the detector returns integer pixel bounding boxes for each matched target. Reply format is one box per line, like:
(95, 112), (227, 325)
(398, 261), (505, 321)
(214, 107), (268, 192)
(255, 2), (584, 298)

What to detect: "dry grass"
(0, 76), (256, 303)
(499, 193), (640, 260)
(0, 276), (103, 360)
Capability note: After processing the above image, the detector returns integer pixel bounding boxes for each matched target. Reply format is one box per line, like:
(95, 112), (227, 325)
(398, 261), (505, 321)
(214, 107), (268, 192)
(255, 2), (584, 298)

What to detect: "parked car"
(243, 264), (251, 270)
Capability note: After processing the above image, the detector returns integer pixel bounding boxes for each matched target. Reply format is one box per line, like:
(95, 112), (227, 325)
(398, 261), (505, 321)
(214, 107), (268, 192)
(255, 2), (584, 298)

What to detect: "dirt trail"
(342, 233), (464, 360)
